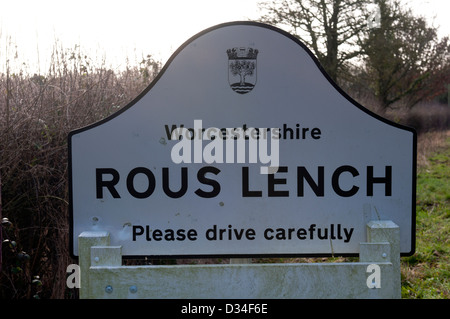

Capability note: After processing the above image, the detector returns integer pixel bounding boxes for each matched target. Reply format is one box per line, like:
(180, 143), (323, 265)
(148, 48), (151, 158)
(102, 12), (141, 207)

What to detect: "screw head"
(129, 285), (138, 293)
(105, 285), (113, 293)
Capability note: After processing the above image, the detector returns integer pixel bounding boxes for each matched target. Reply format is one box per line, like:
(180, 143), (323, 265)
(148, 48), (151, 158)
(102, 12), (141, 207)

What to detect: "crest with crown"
(227, 47), (259, 60)
(227, 47), (259, 94)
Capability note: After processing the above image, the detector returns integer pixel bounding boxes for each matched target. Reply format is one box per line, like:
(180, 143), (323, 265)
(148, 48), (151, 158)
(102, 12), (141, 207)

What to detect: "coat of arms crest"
(227, 47), (258, 94)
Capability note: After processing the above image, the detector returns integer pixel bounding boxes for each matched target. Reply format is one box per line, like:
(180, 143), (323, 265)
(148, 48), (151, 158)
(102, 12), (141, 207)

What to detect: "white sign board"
(69, 22), (416, 258)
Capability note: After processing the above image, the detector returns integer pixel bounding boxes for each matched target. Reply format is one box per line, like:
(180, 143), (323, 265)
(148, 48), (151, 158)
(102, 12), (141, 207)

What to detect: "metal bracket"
(78, 220), (400, 299)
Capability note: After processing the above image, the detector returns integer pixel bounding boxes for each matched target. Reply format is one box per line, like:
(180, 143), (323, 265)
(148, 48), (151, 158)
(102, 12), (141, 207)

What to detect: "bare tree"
(362, 0), (450, 109)
(258, 0), (450, 109)
(258, 0), (371, 81)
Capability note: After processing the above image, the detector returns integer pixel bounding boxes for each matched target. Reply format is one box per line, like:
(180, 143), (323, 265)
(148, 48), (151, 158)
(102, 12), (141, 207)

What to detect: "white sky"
(1, 0), (449, 74)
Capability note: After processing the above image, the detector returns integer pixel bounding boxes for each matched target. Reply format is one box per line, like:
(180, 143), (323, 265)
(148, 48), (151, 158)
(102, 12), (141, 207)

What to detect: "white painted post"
(365, 220), (401, 298)
(78, 220), (401, 299)
(78, 231), (109, 299)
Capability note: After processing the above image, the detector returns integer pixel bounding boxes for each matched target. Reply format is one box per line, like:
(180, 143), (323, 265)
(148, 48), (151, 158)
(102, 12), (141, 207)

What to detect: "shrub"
(0, 43), (160, 298)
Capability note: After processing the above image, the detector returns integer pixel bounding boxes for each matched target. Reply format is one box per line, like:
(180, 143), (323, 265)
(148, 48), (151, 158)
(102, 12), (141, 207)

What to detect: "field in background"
(0, 44), (449, 298)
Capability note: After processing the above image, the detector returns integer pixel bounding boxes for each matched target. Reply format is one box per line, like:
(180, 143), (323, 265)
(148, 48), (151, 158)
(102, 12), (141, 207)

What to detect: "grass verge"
(401, 132), (449, 298)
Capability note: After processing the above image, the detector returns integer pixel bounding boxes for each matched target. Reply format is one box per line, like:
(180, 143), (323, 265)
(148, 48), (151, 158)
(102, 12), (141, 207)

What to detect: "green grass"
(401, 139), (450, 298)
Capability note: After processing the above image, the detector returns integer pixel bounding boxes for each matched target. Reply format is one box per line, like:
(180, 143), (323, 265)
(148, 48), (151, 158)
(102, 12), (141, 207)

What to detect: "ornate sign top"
(69, 22), (416, 258)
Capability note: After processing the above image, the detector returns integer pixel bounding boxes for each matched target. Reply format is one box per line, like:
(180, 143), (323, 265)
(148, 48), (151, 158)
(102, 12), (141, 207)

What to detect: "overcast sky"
(1, 0), (449, 74)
